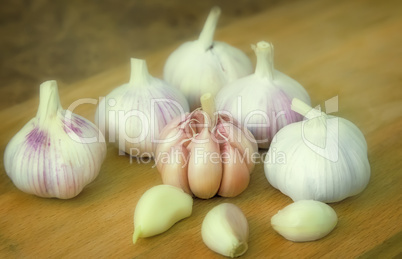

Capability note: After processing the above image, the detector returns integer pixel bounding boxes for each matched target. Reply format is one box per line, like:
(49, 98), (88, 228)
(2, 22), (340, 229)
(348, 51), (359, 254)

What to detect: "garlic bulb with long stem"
(163, 7), (253, 111)
(155, 93), (258, 199)
(202, 203), (249, 257)
(4, 80), (107, 199)
(264, 98), (370, 203)
(95, 58), (189, 157)
(216, 41), (311, 149)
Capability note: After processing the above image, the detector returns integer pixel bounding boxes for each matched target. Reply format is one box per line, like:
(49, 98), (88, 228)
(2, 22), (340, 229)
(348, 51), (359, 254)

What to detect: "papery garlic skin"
(155, 94), (258, 199)
(264, 98), (370, 203)
(4, 80), (106, 199)
(133, 185), (193, 244)
(216, 41), (311, 149)
(95, 58), (189, 157)
(271, 200), (338, 242)
(163, 7), (253, 111)
(202, 203), (249, 258)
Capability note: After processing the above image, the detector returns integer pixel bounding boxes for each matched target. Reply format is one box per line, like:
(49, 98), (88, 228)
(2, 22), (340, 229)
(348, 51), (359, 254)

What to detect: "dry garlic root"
(271, 200), (338, 242)
(133, 185), (193, 244)
(202, 203), (249, 257)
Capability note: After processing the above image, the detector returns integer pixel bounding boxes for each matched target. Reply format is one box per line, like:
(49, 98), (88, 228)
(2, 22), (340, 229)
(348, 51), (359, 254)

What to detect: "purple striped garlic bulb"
(216, 41), (311, 149)
(4, 80), (107, 199)
(95, 58), (189, 157)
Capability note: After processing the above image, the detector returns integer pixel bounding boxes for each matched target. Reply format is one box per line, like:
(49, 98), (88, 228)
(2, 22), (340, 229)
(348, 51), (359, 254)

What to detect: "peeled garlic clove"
(202, 203), (249, 257)
(164, 7), (253, 110)
(216, 41), (311, 148)
(265, 98), (371, 203)
(271, 200), (338, 242)
(133, 185), (193, 243)
(95, 58), (189, 157)
(3, 80), (107, 199)
(188, 128), (222, 199)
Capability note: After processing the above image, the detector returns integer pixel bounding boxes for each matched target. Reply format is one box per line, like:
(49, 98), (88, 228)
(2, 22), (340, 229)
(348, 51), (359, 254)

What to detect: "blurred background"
(0, 0), (293, 109)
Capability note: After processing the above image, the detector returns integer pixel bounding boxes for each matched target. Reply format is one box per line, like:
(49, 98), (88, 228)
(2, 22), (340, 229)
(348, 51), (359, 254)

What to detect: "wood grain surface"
(0, 0), (280, 110)
(1, 0), (401, 258)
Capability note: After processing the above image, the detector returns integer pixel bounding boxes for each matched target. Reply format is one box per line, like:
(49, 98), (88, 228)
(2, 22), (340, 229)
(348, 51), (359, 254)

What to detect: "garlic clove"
(133, 185), (193, 244)
(188, 128), (222, 199)
(202, 203), (249, 257)
(154, 127), (188, 172)
(4, 80), (106, 199)
(218, 143), (250, 197)
(159, 145), (192, 195)
(271, 200), (338, 242)
(219, 121), (258, 173)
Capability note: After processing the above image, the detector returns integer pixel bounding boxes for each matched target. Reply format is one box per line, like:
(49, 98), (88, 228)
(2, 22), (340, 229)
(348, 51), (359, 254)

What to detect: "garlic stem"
(253, 41), (274, 80)
(36, 80), (62, 124)
(200, 93), (216, 127)
(198, 6), (221, 51)
(129, 58), (151, 86)
(291, 98), (323, 119)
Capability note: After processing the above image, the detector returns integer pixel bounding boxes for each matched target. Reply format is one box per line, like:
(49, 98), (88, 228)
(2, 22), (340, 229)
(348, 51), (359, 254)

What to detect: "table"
(1, 0), (401, 257)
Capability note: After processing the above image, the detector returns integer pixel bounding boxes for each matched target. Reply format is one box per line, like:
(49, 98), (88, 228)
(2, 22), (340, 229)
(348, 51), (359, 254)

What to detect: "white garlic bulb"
(133, 185), (193, 244)
(202, 203), (249, 258)
(95, 58), (189, 157)
(271, 200), (338, 242)
(265, 98), (370, 203)
(4, 80), (107, 199)
(163, 7), (253, 111)
(216, 41), (311, 149)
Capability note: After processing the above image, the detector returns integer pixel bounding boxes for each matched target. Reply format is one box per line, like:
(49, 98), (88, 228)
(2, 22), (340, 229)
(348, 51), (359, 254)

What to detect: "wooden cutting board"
(1, 0), (401, 257)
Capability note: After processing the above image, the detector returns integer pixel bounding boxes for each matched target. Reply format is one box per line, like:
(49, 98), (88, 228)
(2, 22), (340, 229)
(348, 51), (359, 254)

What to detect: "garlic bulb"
(163, 7), (253, 111)
(202, 203), (249, 257)
(4, 80), (107, 199)
(155, 93), (258, 199)
(216, 41), (311, 148)
(133, 184), (193, 244)
(95, 58), (189, 157)
(271, 200), (338, 242)
(265, 98), (371, 203)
